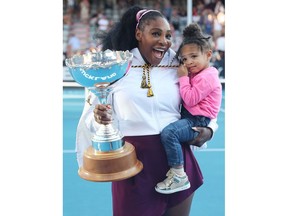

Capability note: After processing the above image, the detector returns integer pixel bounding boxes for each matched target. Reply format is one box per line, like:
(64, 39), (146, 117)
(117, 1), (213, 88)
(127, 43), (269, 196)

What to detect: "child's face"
(179, 44), (212, 74)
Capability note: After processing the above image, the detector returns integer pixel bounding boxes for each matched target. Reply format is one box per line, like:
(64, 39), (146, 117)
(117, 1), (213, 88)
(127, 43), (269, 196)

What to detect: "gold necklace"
(131, 64), (179, 97)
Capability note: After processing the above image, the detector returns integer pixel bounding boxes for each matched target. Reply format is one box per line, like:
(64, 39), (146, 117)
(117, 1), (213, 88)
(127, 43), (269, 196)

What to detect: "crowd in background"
(63, 0), (225, 79)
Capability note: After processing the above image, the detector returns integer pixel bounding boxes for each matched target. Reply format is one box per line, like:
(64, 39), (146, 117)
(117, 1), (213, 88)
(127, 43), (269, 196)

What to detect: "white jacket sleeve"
(75, 90), (99, 167)
(208, 118), (218, 135)
(191, 118), (218, 151)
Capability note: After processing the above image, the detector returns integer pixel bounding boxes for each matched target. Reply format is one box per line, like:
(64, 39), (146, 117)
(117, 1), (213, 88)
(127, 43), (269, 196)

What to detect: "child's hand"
(177, 64), (189, 77)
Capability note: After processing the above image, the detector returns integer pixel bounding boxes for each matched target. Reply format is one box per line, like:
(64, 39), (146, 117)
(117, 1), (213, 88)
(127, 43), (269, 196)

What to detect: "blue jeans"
(161, 107), (210, 167)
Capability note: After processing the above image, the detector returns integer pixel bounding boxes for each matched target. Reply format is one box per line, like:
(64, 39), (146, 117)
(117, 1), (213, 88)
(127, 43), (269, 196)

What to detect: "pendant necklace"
(131, 62), (179, 97)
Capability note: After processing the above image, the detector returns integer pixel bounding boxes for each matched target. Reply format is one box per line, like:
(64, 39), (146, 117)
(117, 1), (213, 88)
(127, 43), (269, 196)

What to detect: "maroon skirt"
(112, 135), (204, 216)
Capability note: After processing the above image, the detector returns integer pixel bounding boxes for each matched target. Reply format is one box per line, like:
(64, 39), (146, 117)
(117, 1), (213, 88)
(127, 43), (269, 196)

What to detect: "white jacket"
(75, 48), (218, 167)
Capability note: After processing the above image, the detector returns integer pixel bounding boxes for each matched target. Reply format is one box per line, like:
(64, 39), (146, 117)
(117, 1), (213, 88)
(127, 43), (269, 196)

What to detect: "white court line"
(195, 148), (225, 152)
(63, 95), (85, 99)
(63, 150), (76, 153)
(63, 148), (225, 153)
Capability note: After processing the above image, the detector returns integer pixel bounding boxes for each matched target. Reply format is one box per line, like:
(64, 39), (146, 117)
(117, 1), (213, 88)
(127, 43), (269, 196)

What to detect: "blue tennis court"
(63, 86), (225, 216)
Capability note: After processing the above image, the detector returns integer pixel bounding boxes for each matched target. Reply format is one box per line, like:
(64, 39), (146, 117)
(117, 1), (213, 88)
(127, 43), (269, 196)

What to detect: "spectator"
(170, 6), (181, 32)
(214, 0), (225, 14)
(89, 13), (98, 26)
(214, 32), (225, 78)
(104, 0), (113, 18)
(66, 33), (81, 57)
(67, 0), (75, 14)
(80, 0), (90, 24)
(97, 13), (110, 32)
(163, 0), (173, 22)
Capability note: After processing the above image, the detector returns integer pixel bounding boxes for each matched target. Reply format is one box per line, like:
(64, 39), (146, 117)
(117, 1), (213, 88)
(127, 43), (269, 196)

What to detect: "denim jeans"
(161, 107), (210, 167)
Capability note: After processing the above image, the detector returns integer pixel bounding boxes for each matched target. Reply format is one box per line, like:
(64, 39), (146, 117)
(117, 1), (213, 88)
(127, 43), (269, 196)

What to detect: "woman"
(76, 6), (218, 216)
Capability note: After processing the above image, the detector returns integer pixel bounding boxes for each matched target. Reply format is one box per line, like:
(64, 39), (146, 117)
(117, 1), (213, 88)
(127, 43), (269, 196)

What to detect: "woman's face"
(136, 17), (172, 65)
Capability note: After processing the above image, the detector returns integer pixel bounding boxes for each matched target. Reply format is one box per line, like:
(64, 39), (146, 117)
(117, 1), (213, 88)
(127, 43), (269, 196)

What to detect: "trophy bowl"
(65, 50), (143, 182)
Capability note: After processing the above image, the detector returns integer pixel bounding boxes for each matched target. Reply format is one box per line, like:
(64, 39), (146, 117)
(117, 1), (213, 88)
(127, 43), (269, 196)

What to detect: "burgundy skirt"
(111, 135), (204, 216)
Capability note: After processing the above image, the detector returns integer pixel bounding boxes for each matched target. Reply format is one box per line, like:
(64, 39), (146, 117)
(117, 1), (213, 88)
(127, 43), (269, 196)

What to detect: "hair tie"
(136, 9), (147, 21)
(136, 9), (160, 30)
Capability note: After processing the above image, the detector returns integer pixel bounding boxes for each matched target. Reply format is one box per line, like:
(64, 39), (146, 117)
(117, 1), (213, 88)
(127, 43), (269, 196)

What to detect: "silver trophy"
(65, 50), (143, 182)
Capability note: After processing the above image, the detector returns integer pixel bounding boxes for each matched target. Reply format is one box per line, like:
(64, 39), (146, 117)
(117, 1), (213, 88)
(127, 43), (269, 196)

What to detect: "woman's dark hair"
(176, 23), (213, 59)
(95, 5), (165, 51)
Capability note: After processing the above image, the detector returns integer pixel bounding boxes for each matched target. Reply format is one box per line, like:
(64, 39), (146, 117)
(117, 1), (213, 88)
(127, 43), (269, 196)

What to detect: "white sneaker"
(155, 169), (190, 194)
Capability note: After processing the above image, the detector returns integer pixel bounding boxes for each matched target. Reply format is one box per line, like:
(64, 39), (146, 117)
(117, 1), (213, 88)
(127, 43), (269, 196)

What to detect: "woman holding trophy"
(76, 5), (218, 216)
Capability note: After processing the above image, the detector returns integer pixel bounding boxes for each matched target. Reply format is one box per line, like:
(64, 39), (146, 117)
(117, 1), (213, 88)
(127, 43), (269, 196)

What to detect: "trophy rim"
(65, 49), (133, 69)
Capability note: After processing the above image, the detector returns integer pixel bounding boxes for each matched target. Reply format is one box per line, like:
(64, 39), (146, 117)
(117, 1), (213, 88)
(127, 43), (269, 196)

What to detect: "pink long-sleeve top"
(178, 66), (222, 119)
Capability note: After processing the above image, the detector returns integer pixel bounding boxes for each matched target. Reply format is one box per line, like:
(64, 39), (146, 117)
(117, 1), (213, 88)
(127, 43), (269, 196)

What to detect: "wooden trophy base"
(78, 142), (143, 182)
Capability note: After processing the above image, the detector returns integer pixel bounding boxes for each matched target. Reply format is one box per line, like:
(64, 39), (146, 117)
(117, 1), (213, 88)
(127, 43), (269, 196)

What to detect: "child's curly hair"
(176, 23), (213, 60)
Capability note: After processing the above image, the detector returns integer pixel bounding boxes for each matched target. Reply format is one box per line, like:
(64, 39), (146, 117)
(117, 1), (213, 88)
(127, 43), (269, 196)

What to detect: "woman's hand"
(93, 104), (112, 125)
(186, 127), (213, 147)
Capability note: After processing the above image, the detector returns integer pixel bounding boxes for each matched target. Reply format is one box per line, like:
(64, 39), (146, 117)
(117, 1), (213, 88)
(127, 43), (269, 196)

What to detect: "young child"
(155, 23), (222, 194)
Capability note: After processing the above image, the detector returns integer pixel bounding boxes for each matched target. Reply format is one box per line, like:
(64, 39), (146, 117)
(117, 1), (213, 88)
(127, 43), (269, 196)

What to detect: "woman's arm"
(93, 104), (219, 148)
